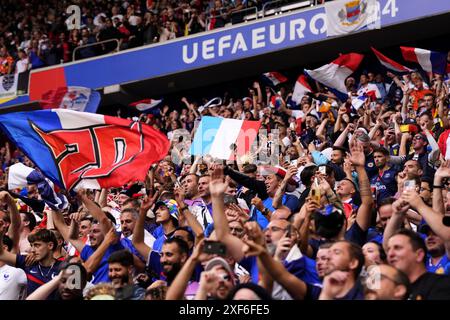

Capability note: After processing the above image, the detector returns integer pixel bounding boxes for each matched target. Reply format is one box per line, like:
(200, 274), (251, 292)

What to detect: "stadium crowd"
(0, 0), (315, 72)
(1, 41), (450, 300)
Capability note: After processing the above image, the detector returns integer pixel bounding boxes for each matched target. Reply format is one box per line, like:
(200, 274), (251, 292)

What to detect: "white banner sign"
(325, 0), (380, 36)
(0, 74), (18, 99)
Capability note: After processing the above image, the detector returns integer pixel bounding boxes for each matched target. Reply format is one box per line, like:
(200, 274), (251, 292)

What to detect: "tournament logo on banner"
(325, 0), (380, 36)
(0, 74), (18, 99)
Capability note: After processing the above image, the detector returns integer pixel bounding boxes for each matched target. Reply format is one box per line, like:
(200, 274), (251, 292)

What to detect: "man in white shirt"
(0, 235), (27, 300)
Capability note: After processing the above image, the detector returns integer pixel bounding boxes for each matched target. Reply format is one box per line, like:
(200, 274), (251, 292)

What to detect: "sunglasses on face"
(219, 273), (231, 282)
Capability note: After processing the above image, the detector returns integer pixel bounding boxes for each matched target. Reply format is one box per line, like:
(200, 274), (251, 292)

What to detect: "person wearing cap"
(195, 257), (235, 300)
(419, 223), (450, 275)
(401, 129), (439, 179)
(132, 201), (191, 287)
(151, 199), (179, 252)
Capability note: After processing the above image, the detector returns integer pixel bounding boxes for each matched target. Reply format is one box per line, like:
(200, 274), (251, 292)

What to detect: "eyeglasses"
(413, 136), (425, 141)
(362, 271), (401, 287)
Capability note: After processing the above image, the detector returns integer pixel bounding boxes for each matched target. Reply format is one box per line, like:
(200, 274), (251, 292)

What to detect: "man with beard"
(180, 173), (214, 232)
(188, 175), (213, 230)
(370, 147), (399, 204)
(52, 190), (145, 285)
(26, 262), (88, 300)
(108, 249), (145, 300)
(132, 197), (189, 286)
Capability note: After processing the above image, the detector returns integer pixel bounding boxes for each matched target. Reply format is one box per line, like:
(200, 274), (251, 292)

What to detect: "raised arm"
(166, 239), (205, 300)
(132, 196), (153, 261)
(273, 166), (297, 209)
(402, 189), (450, 242)
(26, 272), (62, 300)
(243, 239), (307, 300)
(432, 161), (450, 214)
(78, 189), (112, 236)
(348, 141), (374, 231)
(83, 228), (118, 275)
(209, 165), (245, 262)
(0, 191), (21, 253)
(0, 220), (17, 266)
(382, 199), (410, 253)
(51, 209), (85, 253)
(174, 187), (204, 242)
(223, 166), (268, 200)
(334, 124), (353, 147)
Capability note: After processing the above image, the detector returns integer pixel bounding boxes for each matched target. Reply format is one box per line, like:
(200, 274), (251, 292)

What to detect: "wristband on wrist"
(433, 185), (443, 189)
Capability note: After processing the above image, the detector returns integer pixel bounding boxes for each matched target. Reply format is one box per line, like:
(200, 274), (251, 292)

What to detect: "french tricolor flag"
(40, 86), (101, 113)
(305, 53), (364, 97)
(400, 46), (447, 75)
(371, 47), (412, 73)
(189, 116), (261, 160)
(292, 75), (313, 105)
(262, 72), (288, 86)
(357, 83), (381, 101)
(129, 99), (162, 112)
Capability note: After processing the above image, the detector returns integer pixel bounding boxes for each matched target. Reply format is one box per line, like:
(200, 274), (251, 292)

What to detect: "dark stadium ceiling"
(99, 11), (450, 109)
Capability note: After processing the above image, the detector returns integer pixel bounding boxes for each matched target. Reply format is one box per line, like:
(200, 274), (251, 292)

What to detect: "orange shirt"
(410, 88), (433, 111)
(0, 55), (14, 75)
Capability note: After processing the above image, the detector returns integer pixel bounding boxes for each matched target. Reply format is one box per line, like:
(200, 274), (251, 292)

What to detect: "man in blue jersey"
(419, 224), (450, 275)
(370, 147), (399, 204)
(0, 221), (60, 298)
(52, 189), (142, 284)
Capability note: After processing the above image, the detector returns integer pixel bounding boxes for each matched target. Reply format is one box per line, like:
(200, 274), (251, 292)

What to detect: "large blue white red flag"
(371, 47), (412, 73)
(305, 53), (364, 97)
(190, 116), (261, 160)
(8, 163), (68, 210)
(262, 72), (288, 86)
(357, 83), (381, 101)
(0, 109), (170, 191)
(40, 86), (101, 113)
(400, 47), (447, 75)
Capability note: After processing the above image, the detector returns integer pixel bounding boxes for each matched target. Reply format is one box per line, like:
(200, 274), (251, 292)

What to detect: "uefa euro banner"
(190, 116), (261, 160)
(0, 109), (170, 191)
